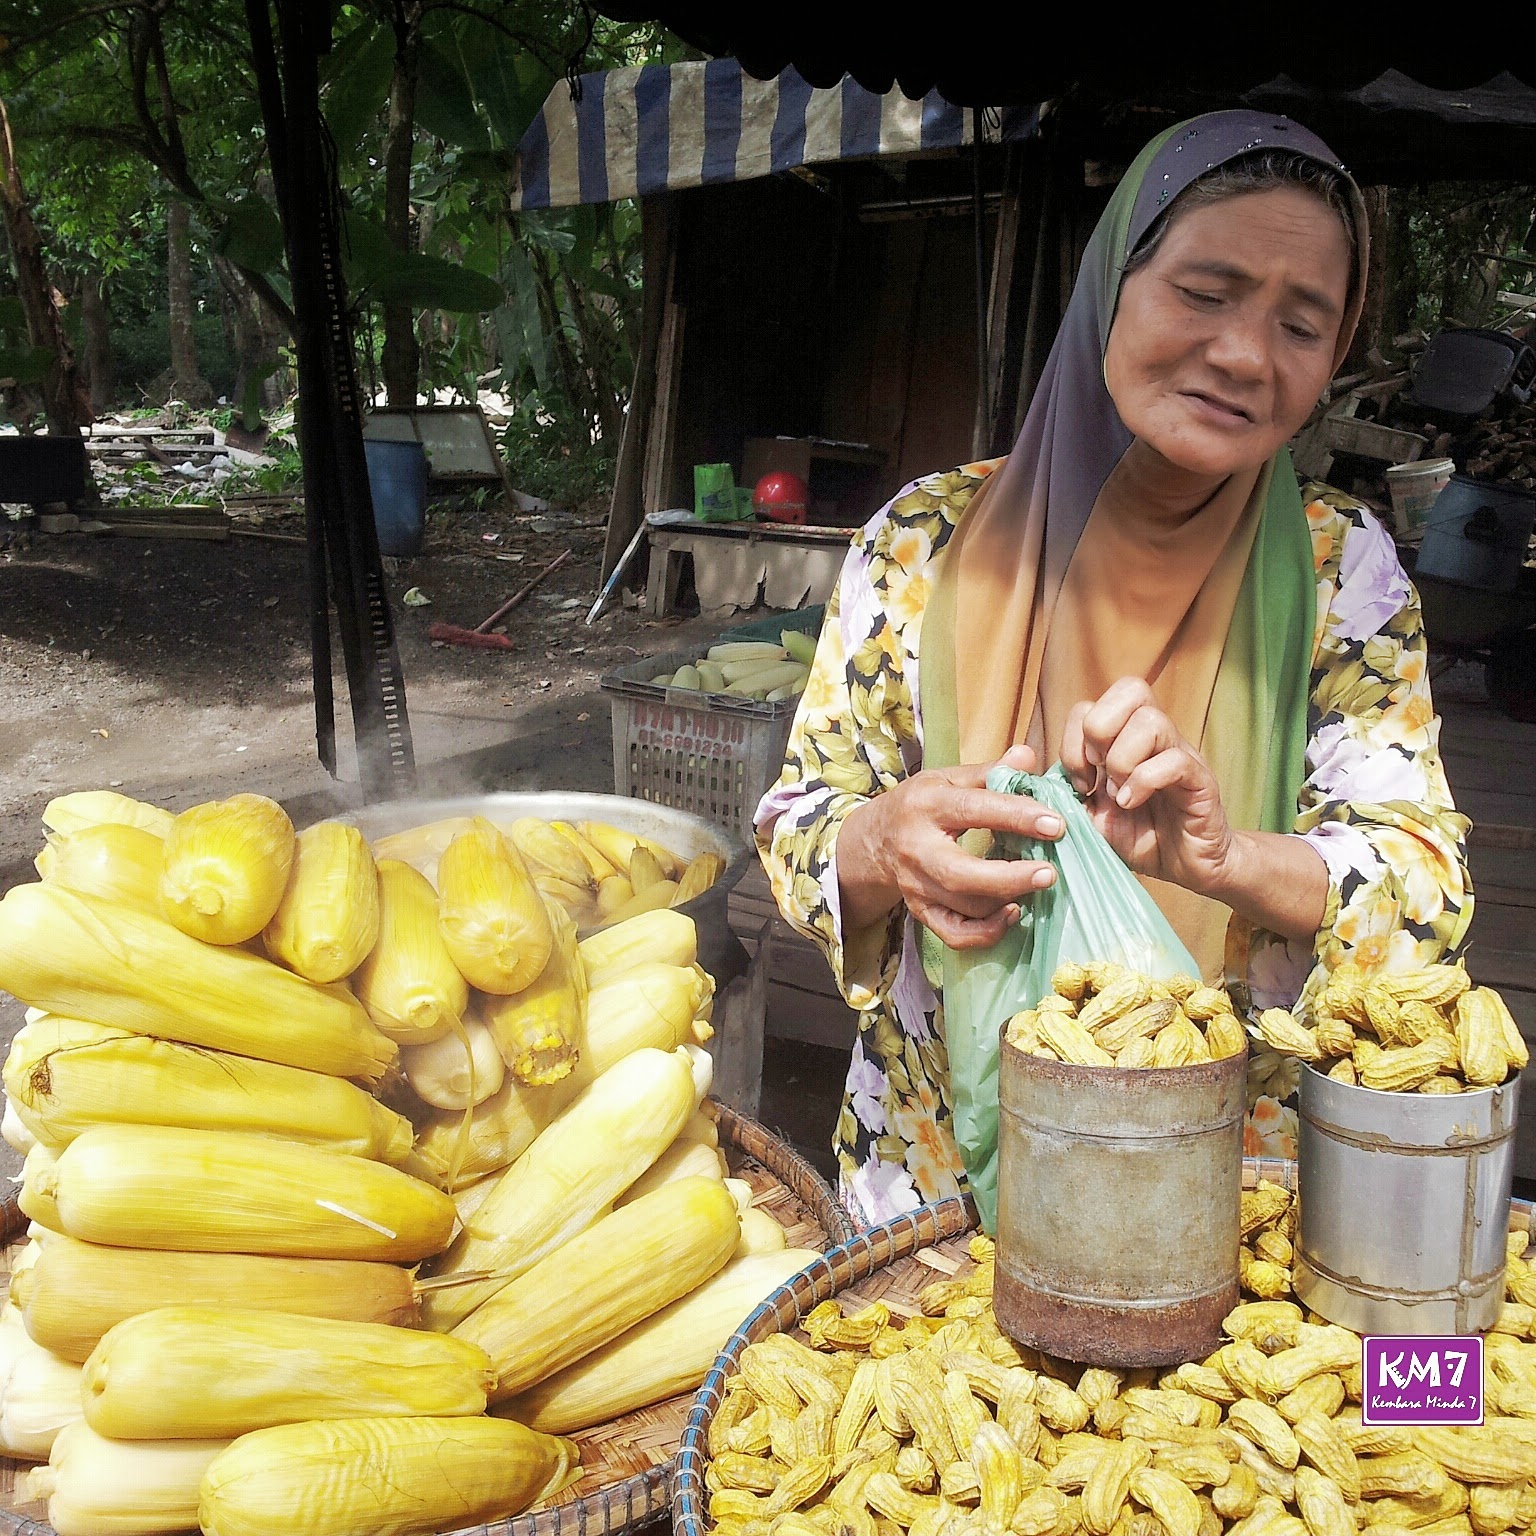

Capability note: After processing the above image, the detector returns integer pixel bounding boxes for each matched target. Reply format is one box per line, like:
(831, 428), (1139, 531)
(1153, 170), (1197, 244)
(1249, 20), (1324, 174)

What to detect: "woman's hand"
(1060, 678), (1235, 895)
(837, 746), (1064, 950)
(1060, 677), (1328, 941)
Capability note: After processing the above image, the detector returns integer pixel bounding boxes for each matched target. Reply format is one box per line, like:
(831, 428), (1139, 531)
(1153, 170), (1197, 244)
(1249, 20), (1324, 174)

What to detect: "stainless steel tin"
(333, 792), (751, 987)
(994, 1038), (1245, 1366)
(1294, 1064), (1519, 1335)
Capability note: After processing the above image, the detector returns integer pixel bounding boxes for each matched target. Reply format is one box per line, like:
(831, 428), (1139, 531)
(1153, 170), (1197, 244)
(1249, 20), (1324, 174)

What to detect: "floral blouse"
(755, 460), (1474, 1229)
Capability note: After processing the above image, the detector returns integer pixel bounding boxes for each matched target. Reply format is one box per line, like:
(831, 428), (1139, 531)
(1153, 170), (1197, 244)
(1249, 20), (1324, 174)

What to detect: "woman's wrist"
(836, 797), (903, 932)
(1204, 830), (1328, 943)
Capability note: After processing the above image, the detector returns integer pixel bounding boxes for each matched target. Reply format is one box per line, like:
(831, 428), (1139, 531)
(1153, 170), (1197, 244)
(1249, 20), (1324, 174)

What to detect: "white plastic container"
(1386, 456), (1455, 538)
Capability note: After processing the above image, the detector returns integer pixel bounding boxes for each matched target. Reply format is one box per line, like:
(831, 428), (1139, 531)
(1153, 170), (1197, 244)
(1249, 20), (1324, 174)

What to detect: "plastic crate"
(597, 608), (827, 840)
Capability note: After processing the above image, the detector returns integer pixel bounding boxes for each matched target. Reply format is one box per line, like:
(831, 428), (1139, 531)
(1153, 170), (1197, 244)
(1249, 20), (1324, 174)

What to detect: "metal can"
(994, 1038), (1245, 1366)
(1294, 1064), (1519, 1335)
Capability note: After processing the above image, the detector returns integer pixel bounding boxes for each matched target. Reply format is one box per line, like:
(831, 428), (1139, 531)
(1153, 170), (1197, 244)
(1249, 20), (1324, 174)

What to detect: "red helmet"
(753, 470), (809, 524)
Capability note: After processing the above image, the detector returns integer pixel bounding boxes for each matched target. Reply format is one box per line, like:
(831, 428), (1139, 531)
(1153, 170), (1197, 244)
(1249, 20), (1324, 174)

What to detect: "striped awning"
(510, 60), (1038, 212)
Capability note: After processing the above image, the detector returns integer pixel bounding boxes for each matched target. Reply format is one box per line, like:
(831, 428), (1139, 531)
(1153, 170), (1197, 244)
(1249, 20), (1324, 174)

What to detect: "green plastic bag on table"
(694, 463), (749, 522)
(939, 761), (1200, 1233)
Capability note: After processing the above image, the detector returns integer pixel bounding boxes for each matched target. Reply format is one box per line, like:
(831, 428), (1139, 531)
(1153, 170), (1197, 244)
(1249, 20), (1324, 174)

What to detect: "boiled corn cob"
(479, 894), (584, 1084)
(576, 906), (697, 986)
(4, 1014), (413, 1161)
(159, 793), (295, 945)
(197, 1415), (580, 1536)
(81, 1307), (492, 1439)
(579, 820), (682, 881)
(28, 1420), (230, 1536)
(42, 790), (173, 840)
(0, 1323), (84, 1460)
(437, 818), (552, 994)
(412, 959), (712, 1186)
(11, 1233), (417, 1363)
(22, 1124), (455, 1262)
(262, 821), (380, 984)
(504, 817), (596, 897)
(615, 1134), (727, 1204)
(452, 1174), (740, 1400)
(351, 859), (469, 1045)
(0, 884), (397, 1081)
(504, 1247), (818, 1433)
(423, 1044), (701, 1329)
(400, 1011), (504, 1110)
(35, 822), (164, 911)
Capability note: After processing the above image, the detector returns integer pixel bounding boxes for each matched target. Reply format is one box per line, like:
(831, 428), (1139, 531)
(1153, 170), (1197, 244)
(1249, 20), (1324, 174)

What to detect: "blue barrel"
(363, 438), (428, 557)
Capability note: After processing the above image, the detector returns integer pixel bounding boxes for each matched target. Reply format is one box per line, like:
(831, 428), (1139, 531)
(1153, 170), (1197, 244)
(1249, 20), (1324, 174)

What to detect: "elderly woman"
(755, 111), (1472, 1229)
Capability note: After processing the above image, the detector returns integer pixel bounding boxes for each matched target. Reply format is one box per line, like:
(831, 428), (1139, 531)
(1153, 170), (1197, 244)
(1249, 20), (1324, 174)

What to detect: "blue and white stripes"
(511, 61), (1033, 211)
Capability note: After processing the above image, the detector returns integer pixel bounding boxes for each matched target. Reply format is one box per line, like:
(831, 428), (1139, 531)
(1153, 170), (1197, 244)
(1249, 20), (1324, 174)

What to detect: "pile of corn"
(651, 634), (818, 703)
(1004, 966), (1247, 1069)
(373, 812), (726, 935)
(1252, 965), (1527, 1094)
(0, 788), (811, 1536)
(703, 1180), (1536, 1536)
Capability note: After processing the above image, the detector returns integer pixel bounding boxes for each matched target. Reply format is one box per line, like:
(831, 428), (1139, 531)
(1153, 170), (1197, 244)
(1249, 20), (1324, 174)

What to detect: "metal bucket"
(994, 1038), (1245, 1366)
(1294, 1065), (1519, 1336)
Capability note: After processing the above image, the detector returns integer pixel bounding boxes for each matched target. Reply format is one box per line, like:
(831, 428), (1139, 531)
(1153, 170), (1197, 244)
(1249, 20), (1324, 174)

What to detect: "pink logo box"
(1362, 1336), (1484, 1425)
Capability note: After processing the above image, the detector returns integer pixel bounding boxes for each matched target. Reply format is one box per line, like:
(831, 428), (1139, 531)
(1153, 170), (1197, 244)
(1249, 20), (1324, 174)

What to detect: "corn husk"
(503, 818), (596, 895)
(41, 791), (173, 840)
(0, 883), (396, 1081)
(673, 851), (725, 905)
(400, 1010), (504, 1110)
(480, 895), (585, 1085)
(3, 1097), (37, 1155)
(263, 822), (380, 984)
(421, 1045), (700, 1330)
(82, 1307), (492, 1440)
(503, 1248), (817, 1433)
(351, 860), (468, 1045)
(549, 820), (620, 880)
(614, 1135), (726, 1206)
(4, 1014), (413, 1161)
(735, 1206), (789, 1258)
(159, 793), (295, 944)
(11, 1232), (418, 1363)
(601, 879), (679, 927)
(0, 1313), (83, 1459)
(577, 907), (697, 986)
(370, 817), (472, 888)
(437, 819), (552, 994)
(23, 1124), (456, 1262)
(413, 959), (713, 1186)
(452, 1175), (740, 1401)
(578, 820), (682, 880)
(35, 822), (164, 911)
(198, 1416), (580, 1536)
(28, 1420), (228, 1536)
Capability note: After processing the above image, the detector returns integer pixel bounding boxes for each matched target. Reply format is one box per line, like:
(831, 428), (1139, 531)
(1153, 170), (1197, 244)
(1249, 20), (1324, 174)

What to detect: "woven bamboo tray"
(0, 1101), (853, 1536)
(671, 1157), (1536, 1536)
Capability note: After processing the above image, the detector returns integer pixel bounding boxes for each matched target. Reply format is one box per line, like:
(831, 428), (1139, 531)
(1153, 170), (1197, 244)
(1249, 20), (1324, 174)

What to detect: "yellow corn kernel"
(437, 818), (553, 995)
(263, 822), (380, 984)
(352, 860), (469, 1045)
(480, 895), (585, 1085)
(159, 793), (294, 945)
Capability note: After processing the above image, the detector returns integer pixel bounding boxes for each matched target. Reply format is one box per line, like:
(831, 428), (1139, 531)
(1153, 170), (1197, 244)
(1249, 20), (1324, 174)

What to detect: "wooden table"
(646, 519), (857, 616)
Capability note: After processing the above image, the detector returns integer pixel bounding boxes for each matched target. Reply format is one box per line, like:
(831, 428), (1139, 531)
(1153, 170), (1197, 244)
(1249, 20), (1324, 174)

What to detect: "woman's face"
(1104, 185), (1354, 481)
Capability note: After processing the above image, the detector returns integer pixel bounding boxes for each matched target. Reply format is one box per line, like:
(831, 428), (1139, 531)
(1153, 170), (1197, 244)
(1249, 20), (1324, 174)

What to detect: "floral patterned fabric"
(755, 462), (1473, 1229)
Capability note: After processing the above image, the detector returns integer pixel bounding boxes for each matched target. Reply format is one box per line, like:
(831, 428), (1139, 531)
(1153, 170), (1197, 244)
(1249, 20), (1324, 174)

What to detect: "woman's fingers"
(901, 833), (1055, 914)
(1114, 745), (1204, 810)
(1076, 678), (1161, 768)
(1100, 703), (1183, 795)
(914, 898), (1019, 951)
(1060, 702), (1096, 795)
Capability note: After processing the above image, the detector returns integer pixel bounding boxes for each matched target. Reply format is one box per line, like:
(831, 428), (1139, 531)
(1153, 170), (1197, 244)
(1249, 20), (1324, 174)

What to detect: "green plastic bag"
(694, 463), (749, 522)
(942, 762), (1200, 1232)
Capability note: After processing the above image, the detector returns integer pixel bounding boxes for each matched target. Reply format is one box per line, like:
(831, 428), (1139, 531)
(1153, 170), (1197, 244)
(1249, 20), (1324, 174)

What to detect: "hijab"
(922, 111), (1370, 980)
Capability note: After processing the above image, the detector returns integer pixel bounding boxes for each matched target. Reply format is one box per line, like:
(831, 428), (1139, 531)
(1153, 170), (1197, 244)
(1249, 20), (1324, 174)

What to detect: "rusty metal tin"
(995, 1037), (1245, 1366)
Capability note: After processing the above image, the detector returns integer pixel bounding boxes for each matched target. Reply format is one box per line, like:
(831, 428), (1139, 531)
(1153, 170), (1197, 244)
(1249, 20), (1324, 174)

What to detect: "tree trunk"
(381, 29), (420, 407)
(166, 197), (211, 405)
(0, 98), (88, 436)
(1347, 185), (1391, 369)
(79, 269), (113, 414)
(210, 251), (285, 423)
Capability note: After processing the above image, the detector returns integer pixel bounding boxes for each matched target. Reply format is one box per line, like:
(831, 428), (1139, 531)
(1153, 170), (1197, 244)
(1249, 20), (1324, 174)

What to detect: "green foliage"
(1393, 183), (1536, 333)
(498, 392), (618, 510)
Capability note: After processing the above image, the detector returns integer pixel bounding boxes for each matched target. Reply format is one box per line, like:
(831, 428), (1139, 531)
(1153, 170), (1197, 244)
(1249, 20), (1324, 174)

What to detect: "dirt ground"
(0, 491), (849, 1181)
